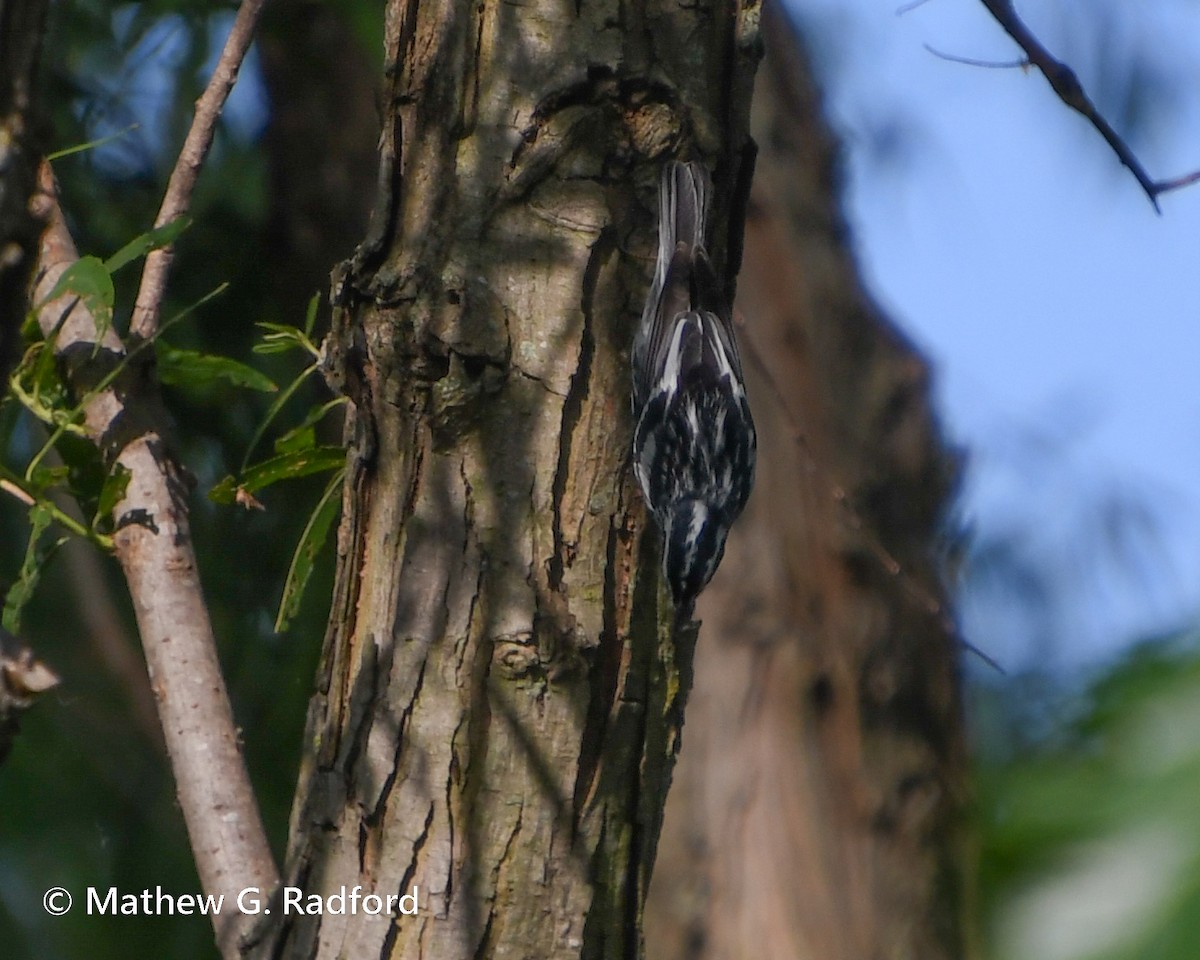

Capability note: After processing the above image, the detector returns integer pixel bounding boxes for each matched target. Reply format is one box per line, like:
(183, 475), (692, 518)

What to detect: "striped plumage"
(632, 161), (757, 621)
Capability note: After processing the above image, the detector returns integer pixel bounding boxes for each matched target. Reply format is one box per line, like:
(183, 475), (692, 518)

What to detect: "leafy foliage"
(37, 257), (116, 339)
(275, 468), (344, 634)
(156, 342), (276, 394)
(203, 295), (347, 632)
(977, 636), (1200, 960)
(208, 446), (345, 505)
(1, 505), (63, 635)
(0, 5), (366, 958)
(0, 223), (254, 624)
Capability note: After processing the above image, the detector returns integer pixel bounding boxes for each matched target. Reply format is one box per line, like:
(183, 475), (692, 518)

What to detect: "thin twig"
(33, 162), (278, 958)
(977, 0), (1200, 211)
(1154, 168), (1200, 193)
(129, 0), (269, 340)
(0, 478), (35, 506)
(924, 43), (1027, 71)
(896, 0), (937, 15)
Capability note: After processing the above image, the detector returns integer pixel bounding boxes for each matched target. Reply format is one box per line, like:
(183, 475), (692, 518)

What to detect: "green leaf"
(209, 446), (346, 505)
(273, 397), (346, 456)
(27, 465), (71, 496)
(239, 361), (319, 474)
(274, 425), (316, 455)
(39, 256), (115, 338)
(3, 505), (57, 634)
(275, 469), (343, 634)
(46, 123), (141, 162)
(20, 283), (230, 487)
(8, 343), (78, 434)
(54, 433), (107, 515)
(104, 217), (192, 274)
(303, 293), (320, 339)
(157, 342), (277, 394)
(94, 464), (132, 531)
(20, 306), (40, 343)
(253, 322), (319, 359)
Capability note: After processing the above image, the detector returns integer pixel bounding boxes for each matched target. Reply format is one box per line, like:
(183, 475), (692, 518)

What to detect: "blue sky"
(797, 0), (1200, 670)
(87, 1), (1200, 672)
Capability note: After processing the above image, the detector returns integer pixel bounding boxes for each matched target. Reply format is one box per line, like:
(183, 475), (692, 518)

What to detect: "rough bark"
(0, 0), (49, 381)
(646, 9), (969, 960)
(266, 0), (762, 957)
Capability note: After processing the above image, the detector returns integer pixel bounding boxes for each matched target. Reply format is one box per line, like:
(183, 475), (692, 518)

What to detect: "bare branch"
(923, 43), (1028, 71)
(32, 162), (278, 957)
(1154, 168), (1200, 194)
(129, 0), (269, 340)
(978, 0), (1200, 210)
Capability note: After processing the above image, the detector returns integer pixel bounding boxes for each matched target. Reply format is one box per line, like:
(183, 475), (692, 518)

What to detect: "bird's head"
(662, 497), (730, 613)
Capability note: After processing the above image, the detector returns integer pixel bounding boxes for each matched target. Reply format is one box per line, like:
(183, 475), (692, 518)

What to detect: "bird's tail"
(654, 161), (711, 289)
(634, 160), (716, 411)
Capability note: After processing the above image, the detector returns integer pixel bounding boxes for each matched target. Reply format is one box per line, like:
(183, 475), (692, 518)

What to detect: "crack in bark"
(461, 536), (494, 954)
(445, 728), (458, 910)
(317, 406), (421, 767)
(338, 634), (380, 788)
(512, 365), (568, 397)
(280, 0), (766, 953)
(549, 226), (611, 592)
(623, 701), (651, 960)
(453, 456), (478, 687)
(571, 510), (623, 822)
(366, 655), (429, 824)
(468, 802), (521, 960)
(378, 803), (435, 959)
(465, 0), (484, 135)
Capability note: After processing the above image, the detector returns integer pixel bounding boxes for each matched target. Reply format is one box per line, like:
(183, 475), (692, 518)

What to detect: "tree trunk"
(646, 9), (969, 960)
(258, 0), (378, 320)
(0, 0), (57, 776)
(265, 0), (762, 956)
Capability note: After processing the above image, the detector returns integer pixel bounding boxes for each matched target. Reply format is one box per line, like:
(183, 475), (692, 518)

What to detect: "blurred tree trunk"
(0, 0), (56, 773)
(645, 9), (969, 960)
(263, 0), (761, 957)
(0, 0), (48, 380)
(258, 0), (378, 321)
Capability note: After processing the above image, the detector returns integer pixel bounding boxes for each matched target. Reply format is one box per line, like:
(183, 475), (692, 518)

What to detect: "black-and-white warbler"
(632, 160), (757, 621)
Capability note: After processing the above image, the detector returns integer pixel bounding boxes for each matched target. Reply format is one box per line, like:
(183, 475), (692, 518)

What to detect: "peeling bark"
(265, 0), (762, 957)
(646, 9), (969, 960)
